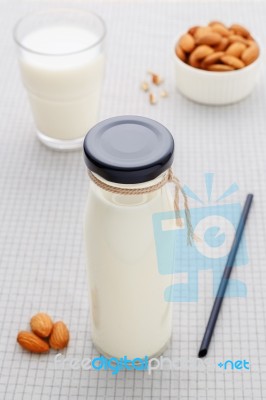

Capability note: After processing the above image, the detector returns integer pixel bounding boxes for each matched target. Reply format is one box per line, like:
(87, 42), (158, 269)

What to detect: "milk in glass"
(14, 10), (106, 149)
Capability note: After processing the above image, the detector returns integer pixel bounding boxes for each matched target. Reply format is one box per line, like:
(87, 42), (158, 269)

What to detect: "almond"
(230, 23), (250, 38)
(179, 33), (195, 52)
(141, 82), (149, 92)
(196, 32), (222, 46)
(226, 42), (246, 58)
(188, 57), (201, 69)
(211, 23), (232, 37)
(209, 21), (226, 28)
(202, 51), (224, 67)
(194, 26), (212, 40)
(151, 74), (163, 85)
(207, 64), (234, 72)
(177, 21), (257, 73)
(214, 37), (229, 51)
(190, 45), (214, 59)
(228, 35), (249, 45)
(188, 26), (199, 36)
(30, 313), (53, 338)
(49, 321), (69, 350)
(220, 54), (245, 69)
(17, 331), (50, 353)
(160, 90), (168, 98)
(241, 43), (259, 65)
(149, 92), (157, 105)
(246, 38), (255, 46)
(175, 45), (186, 62)
(189, 45), (214, 68)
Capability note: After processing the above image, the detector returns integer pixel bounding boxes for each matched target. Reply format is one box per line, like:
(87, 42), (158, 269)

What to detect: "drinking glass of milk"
(83, 116), (178, 360)
(13, 9), (106, 150)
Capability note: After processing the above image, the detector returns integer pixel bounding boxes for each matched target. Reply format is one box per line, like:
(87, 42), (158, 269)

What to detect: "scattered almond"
(30, 313), (53, 338)
(17, 331), (50, 353)
(151, 74), (163, 85)
(49, 321), (69, 350)
(17, 313), (70, 355)
(141, 71), (168, 106)
(141, 82), (149, 92)
(149, 92), (157, 105)
(160, 90), (168, 98)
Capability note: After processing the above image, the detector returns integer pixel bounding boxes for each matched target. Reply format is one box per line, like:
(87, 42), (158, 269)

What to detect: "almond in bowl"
(173, 21), (261, 105)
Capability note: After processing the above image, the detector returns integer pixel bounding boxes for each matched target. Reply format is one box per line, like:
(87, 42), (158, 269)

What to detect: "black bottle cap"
(83, 115), (174, 184)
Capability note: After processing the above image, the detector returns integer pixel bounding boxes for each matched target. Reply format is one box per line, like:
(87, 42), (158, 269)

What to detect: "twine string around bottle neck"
(88, 168), (194, 245)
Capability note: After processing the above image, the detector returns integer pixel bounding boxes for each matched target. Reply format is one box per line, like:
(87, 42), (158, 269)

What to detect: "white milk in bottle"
(83, 116), (177, 359)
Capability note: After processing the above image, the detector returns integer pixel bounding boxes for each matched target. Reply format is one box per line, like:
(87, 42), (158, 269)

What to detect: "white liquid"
(19, 26), (105, 141)
(85, 175), (174, 359)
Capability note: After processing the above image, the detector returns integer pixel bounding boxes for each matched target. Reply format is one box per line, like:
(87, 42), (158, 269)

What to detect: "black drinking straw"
(198, 194), (253, 358)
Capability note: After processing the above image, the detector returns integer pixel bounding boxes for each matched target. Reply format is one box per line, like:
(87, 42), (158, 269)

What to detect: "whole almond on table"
(30, 312), (53, 338)
(17, 331), (50, 353)
(241, 43), (260, 65)
(151, 73), (163, 85)
(179, 33), (195, 52)
(149, 92), (157, 105)
(49, 321), (69, 350)
(141, 82), (149, 92)
(160, 90), (168, 98)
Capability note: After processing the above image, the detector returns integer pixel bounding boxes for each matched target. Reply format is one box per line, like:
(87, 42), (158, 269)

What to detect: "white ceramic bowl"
(173, 37), (261, 105)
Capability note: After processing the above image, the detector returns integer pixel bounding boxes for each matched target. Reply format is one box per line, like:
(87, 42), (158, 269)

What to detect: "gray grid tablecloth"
(0, 1), (266, 399)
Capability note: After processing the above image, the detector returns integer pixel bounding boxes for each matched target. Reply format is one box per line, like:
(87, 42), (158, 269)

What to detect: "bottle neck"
(89, 170), (171, 207)
(89, 170), (170, 191)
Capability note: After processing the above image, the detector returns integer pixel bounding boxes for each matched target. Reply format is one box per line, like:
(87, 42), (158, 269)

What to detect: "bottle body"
(85, 174), (175, 359)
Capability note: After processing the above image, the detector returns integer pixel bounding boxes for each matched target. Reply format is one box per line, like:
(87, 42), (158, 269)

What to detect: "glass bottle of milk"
(83, 116), (176, 359)
(13, 9), (106, 150)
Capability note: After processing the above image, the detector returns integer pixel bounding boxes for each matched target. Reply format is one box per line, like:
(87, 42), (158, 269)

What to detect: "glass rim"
(13, 8), (106, 57)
